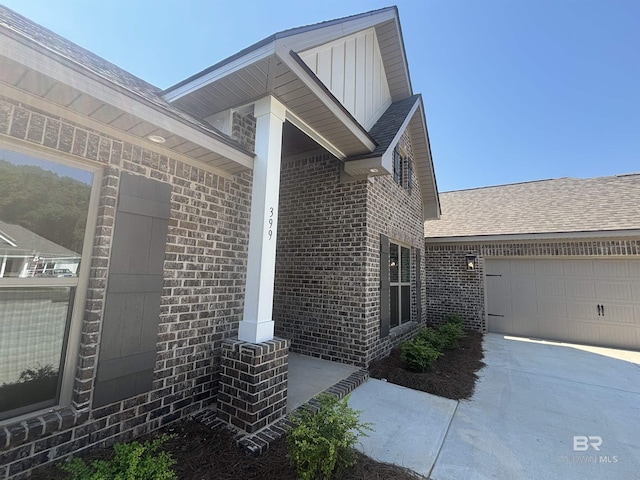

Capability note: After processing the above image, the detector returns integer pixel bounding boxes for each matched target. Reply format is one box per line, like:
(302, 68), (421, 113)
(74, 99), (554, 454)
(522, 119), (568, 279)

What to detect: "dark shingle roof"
(0, 5), (250, 153)
(367, 95), (420, 155)
(424, 173), (640, 238)
(0, 221), (79, 257)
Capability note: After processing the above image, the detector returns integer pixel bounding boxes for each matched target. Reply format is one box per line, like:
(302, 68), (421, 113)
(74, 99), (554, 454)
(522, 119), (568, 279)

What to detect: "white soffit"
(0, 33), (253, 170)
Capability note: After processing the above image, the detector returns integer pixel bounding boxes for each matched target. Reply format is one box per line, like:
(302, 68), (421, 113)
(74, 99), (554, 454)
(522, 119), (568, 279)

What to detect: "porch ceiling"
(167, 53), (374, 159)
(162, 8), (412, 160)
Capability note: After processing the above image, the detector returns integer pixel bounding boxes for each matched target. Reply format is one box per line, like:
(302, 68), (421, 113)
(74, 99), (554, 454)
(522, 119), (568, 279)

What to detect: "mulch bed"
(31, 420), (422, 480)
(31, 331), (484, 479)
(369, 330), (485, 400)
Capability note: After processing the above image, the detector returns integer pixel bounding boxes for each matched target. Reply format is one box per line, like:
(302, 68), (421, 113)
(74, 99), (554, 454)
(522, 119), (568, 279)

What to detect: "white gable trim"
(298, 27), (392, 130)
(163, 42), (276, 103)
(277, 45), (376, 152)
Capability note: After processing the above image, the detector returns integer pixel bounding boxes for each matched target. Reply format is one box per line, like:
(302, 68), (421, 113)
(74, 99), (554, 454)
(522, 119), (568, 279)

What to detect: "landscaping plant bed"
(369, 330), (485, 400)
(31, 419), (423, 480)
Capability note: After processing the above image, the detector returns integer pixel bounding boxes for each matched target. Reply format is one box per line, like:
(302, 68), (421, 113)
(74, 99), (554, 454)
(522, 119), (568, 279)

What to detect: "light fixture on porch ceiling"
(466, 254), (477, 271)
(369, 168), (379, 173)
(148, 135), (166, 144)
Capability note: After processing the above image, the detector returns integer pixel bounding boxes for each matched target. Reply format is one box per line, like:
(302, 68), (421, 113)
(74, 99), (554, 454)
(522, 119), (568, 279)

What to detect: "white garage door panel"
(563, 260), (593, 277)
(597, 282), (632, 301)
(486, 258), (640, 351)
(536, 278), (565, 297)
(564, 281), (595, 299)
(565, 301), (595, 321)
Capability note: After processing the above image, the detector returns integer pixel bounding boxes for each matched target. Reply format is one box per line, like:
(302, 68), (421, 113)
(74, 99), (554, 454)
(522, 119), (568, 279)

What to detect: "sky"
(2, 0), (639, 192)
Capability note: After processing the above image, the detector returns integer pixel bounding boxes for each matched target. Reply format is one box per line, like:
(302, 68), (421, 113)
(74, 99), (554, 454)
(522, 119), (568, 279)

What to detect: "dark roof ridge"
(442, 177), (562, 194)
(442, 172), (640, 194)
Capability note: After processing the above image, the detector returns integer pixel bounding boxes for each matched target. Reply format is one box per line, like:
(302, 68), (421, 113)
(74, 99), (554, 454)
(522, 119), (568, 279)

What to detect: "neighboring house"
(0, 5), (439, 477)
(424, 174), (640, 351)
(0, 220), (81, 277)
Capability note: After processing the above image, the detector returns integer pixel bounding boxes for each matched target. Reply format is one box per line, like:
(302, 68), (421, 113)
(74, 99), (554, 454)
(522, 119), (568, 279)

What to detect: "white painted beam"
(238, 96), (287, 343)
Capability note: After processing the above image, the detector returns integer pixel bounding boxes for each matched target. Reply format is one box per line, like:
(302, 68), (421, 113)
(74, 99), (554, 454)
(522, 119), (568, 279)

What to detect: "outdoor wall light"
(466, 255), (477, 271)
(148, 135), (166, 144)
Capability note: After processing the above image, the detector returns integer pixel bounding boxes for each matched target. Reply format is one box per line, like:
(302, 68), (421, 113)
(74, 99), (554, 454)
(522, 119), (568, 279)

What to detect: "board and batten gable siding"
(0, 94), (251, 478)
(299, 27), (392, 130)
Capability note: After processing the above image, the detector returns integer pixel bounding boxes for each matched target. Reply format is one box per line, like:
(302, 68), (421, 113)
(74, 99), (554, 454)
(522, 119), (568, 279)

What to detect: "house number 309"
(267, 207), (274, 240)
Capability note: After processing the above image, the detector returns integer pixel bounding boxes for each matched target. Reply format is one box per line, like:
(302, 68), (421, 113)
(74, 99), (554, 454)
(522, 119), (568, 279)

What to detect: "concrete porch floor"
(287, 353), (360, 412)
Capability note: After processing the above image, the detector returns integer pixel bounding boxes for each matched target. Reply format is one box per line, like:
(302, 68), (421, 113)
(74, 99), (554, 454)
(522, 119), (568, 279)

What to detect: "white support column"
(238, 96), (287, 343)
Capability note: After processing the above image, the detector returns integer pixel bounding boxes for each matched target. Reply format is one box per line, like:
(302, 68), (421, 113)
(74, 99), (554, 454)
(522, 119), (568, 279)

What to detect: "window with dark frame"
(392, 145), (403, 185)
(389, 242), (411, 328)
(392, 145), (412, 193)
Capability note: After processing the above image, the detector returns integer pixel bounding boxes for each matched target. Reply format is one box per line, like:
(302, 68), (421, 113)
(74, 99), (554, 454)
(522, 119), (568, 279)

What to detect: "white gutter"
(424, 229), (640, 243)
(1, 34), (253, 169)
(162, 42), (276, 103)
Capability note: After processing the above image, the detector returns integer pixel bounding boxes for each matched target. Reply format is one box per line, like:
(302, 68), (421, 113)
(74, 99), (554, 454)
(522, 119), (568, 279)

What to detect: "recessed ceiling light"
(148, 135), (166, 144)
(369, 168), (379, 173)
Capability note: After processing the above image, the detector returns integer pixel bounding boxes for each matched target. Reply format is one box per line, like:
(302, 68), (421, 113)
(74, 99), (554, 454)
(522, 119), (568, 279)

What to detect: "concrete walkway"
(287, 352), (359, 412)
(348, 334), (640, 479)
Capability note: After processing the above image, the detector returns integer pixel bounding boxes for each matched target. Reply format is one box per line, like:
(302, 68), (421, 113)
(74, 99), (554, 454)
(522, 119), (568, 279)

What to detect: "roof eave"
(0, 25), (253, 170)
(424, 229), (640, 243)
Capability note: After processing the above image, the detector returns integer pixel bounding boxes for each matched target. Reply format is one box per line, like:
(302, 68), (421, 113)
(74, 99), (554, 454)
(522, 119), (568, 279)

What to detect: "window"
(392, 145), (412, 193)
(0, 146), (97, 421)
(389, 242), (411, 328)
(393, 146), (403, 185)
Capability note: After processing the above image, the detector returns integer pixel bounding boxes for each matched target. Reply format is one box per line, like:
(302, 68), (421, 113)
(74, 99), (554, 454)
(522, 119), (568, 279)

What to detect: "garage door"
(486, 259), (640, 350)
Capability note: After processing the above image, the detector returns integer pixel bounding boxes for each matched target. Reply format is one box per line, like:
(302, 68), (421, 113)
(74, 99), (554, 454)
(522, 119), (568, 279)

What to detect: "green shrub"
(437, 320), (465, 350)
(445, 313), (463, 325)
(415, 327), (444, 351)
(401, 339), (441, 372)
(60, 435), (176, 480)
(287, 393), (372, 480)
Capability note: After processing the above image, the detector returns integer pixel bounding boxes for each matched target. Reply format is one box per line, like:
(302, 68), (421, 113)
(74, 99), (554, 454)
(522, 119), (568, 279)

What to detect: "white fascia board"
(380, 98), (420, 173)
(162, 42), (276, 103)
(276, 45), (376, 152)
(388, 15), (412, 98)
(1, 35), (253, 169)
(0, 233), (17, 247)
(284, 110), (345, 159)
(283, 9), (397, 53)
(424, 229), (640, 243)
(412, 102), (441, 220)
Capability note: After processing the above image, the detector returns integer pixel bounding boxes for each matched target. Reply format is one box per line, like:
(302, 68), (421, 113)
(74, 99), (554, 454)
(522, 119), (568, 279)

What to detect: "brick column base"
(218, 337), (290, 434)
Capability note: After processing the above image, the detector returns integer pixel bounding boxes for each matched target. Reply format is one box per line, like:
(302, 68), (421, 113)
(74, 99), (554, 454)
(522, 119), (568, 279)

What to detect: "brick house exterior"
(0, 6), (440, 477)
(275, 129), (428, 368)
(0, 95), (253, 477)
(424, 177), (640, 351)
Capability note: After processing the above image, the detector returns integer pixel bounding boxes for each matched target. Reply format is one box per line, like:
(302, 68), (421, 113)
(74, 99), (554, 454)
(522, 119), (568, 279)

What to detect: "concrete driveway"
(349, 333), (640, 479)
